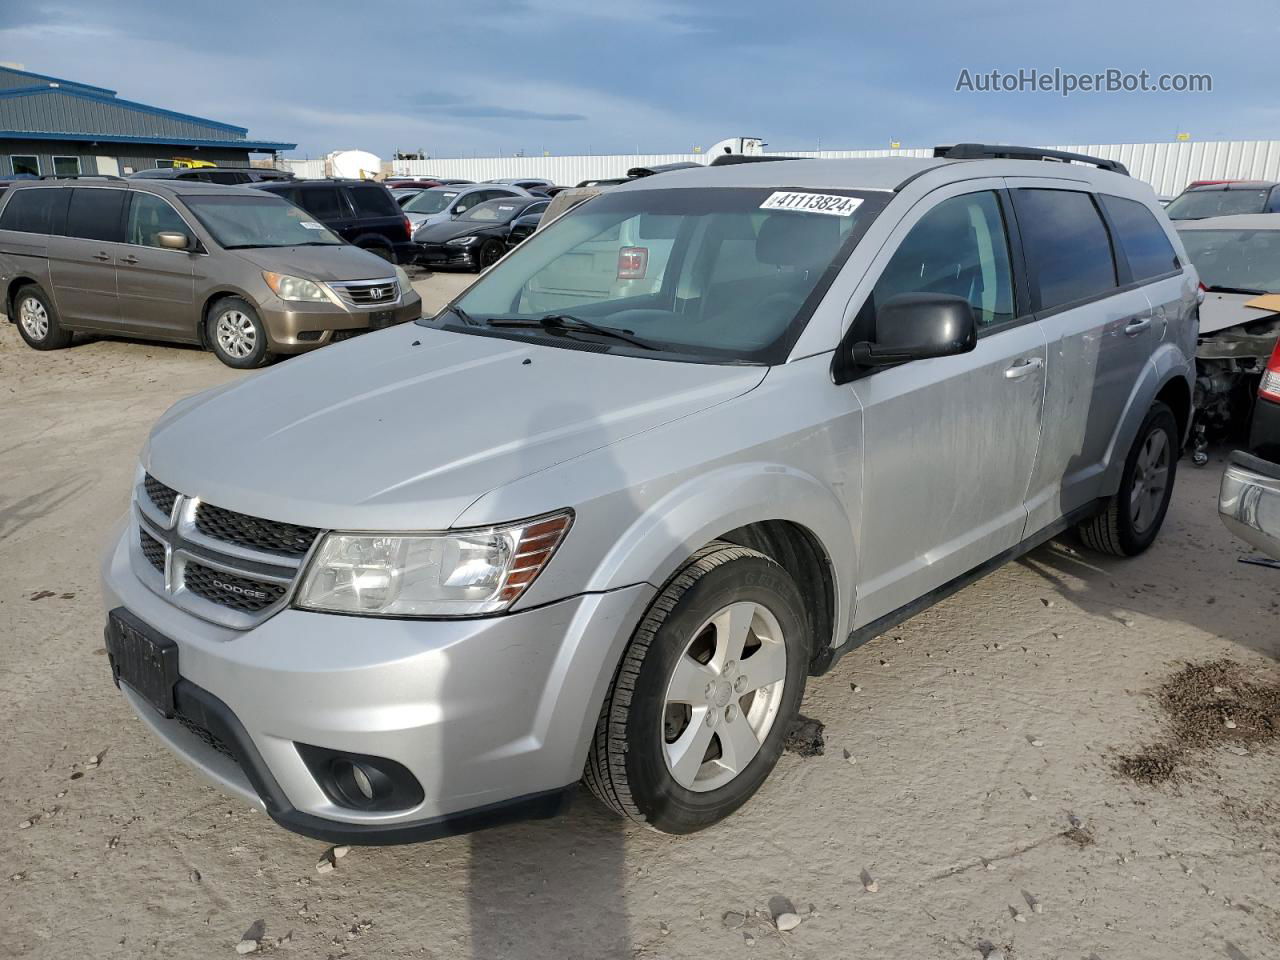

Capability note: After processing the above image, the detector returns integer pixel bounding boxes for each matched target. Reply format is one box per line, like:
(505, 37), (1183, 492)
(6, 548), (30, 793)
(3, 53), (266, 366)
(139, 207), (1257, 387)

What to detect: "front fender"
(585, 463), (856, 649)
(1101, 341), (1193, 496)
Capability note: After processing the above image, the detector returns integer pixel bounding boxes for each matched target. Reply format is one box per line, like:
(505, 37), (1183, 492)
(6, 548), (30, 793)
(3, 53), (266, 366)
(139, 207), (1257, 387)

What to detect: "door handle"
(1124, 316), (1153, 336)
(1004, 357), (1044, 380)
(121, 255), (139, 265)
(92, 252), (111, 262)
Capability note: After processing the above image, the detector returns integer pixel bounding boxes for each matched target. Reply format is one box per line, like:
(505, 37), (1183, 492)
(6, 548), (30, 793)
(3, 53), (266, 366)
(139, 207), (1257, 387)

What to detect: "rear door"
(293, 185), (355, 240)
(48, 186), (127, 330)
(115, 191), (197, 339)
(849, 183), (1047, 627)
(1009, 181), (1151, 533)
(343, 183), (405, 249)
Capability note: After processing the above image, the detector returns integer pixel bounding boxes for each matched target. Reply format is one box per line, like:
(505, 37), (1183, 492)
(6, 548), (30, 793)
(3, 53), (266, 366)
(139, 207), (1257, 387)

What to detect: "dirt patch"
(1061, 825), (1096, 848)
(783, 714), (825, 757)
(1116, 659), (1280, 785)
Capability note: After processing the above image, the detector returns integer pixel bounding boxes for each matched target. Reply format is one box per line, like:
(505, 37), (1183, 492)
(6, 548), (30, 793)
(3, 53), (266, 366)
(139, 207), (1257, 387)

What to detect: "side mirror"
(851, 293), (977, 366)
(156, 231), (191, 251)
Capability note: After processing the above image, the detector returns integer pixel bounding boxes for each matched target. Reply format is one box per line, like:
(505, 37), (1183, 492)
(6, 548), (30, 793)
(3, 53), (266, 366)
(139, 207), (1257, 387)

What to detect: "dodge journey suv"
(101, 145), (1196, 843)
(0, 179), (421, 368)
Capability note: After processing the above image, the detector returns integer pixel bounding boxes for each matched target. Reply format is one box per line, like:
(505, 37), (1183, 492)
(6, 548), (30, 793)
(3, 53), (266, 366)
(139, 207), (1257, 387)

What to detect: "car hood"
(1199, 291), (1280, 335)
(144, 327), (766, 531)
(416, 219), (503, 243)
(231, 244), (397, 282)
(406, 209), (453, 230)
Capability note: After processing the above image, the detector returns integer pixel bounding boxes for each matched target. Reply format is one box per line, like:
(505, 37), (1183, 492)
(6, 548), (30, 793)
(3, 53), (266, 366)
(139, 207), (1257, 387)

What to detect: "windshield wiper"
(1204, 284), (1267, 295)
(484, 313), (658, 350)
(441, 304), (478, 326)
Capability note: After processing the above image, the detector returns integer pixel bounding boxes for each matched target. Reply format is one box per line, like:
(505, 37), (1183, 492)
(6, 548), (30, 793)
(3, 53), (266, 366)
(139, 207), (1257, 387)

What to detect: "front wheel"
(1077, 401), (1178, 556)
(207, 297), (272, 369)
(477, 239), (504, 271)
(584, 542), (809, 834)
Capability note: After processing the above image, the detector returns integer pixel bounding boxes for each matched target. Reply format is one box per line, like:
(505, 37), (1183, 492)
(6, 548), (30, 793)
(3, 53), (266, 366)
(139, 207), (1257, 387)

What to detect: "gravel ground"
(1, 275), (1278, 960)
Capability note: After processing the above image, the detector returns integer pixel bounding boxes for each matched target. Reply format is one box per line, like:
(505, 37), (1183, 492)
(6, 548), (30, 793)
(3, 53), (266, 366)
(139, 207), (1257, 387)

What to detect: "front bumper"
(259, 293), (423, 354)
(101, 519), (654, 843)
(411, 242), (479, 269)
(1219, 450), (1280, 561)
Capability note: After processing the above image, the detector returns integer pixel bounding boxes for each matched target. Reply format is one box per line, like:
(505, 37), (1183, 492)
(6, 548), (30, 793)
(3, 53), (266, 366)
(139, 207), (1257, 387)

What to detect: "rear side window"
(346, 185), (398, 217)
(0, 188), (61, 234)
(873, 191), (1015, 328)
(1013, 189), (1117, 311)
(295, 187), (348, 220)
(65, 188), (126, 243)
(1099, 195), (1179, 281)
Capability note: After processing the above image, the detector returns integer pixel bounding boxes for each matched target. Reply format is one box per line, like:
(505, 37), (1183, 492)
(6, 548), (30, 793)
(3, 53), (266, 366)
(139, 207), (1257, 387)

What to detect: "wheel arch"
(1101, 345), (1194, 496)
(199, 290), (255, 348)
(5, 274), (42, 322)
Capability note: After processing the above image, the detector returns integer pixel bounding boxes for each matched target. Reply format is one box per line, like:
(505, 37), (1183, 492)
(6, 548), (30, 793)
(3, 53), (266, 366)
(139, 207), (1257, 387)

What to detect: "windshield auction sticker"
(760, 192), (863, 216)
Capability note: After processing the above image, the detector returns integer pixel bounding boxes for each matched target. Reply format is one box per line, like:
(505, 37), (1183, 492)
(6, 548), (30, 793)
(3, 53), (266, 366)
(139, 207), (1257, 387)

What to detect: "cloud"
(411, 99), (587, 123)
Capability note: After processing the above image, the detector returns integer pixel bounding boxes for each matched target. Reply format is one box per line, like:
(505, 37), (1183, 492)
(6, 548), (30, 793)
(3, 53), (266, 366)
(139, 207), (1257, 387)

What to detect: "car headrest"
(756, 213), (841, 267)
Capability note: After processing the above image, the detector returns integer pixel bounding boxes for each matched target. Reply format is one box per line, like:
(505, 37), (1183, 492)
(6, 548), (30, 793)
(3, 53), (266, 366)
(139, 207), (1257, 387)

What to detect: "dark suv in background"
(253, 179), (413, 264)
(130, 167), (295, 185)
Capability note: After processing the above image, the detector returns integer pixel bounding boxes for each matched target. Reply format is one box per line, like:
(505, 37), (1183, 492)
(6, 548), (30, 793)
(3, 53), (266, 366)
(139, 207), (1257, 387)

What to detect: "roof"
(7, 178), (275, 199)
(1187, 180), (1277, 191)
(0, 66), (295, 152)
(1174, 214), (1280, 231)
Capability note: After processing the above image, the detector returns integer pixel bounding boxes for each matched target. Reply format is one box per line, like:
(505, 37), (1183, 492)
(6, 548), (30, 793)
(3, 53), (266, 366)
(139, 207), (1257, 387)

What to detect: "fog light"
(351, 763), (375, 801)
(296, 744), (425, 812)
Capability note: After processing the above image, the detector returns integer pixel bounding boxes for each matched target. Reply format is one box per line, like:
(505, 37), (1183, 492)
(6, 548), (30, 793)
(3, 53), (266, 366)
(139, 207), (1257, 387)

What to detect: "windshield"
(1165, 188), (1270, 220)
(183, 194), (343, 248)
(1179, 229), (1280, 292)
(463, 199), (526, 223)
(425, 186), (888, 363)
(403, 190), (459, 215)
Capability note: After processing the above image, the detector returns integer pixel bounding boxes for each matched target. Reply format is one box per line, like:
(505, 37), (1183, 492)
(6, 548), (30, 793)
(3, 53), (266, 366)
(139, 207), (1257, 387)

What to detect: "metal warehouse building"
(0, 66), (294, 178)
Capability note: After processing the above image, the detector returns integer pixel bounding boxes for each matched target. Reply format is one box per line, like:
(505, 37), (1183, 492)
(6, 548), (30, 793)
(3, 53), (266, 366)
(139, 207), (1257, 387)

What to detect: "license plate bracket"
(105, 609), (179, 718)
(369, 310), (396, 329)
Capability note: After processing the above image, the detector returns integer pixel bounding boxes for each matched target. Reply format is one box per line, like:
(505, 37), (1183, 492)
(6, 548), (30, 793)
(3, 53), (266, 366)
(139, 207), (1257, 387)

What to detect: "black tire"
(1077, 401), (1178, 557)
(584, 542), (809, 834)
(477, 239), (504, 271)
(206, 296), (272, 369)
(12, 284), (73, 351)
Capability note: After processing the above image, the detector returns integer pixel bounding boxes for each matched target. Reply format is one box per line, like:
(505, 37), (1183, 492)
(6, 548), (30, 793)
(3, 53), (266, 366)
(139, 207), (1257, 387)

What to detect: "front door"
(848, 185), (1047, 629)
(116, 191), (196, 339)
(47, 186), (127, 330)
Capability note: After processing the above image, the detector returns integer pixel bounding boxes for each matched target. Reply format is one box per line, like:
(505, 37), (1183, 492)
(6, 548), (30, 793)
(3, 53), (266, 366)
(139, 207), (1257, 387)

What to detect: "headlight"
(296, 511), (572, 617)
(446, 235), (480, 247)
(393, 264), (411, 296)
(263, 271), (328, 302)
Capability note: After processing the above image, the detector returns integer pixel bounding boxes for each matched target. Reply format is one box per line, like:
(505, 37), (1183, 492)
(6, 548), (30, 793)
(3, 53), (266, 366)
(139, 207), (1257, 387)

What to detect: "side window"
(1013, 189), (1117, 311)
(1269, 187), (1280, 214)
(454, 191), (487, 214)
(1098, 194), (1180, 281)
(65, 188), (126, 243)
(346, 185), (398, 217)
(0, 188), (61, 234)
(872, 191), (1015, 329)
(125, 192), (190, 247)
(295, 187), (348, 220)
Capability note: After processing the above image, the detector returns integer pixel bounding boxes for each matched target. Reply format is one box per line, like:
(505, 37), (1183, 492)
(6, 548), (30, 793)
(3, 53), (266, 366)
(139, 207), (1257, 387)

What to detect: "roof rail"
(39, 173), (126, 181)
(707, 154), (806, 166)
(933, 143), (1129, 176)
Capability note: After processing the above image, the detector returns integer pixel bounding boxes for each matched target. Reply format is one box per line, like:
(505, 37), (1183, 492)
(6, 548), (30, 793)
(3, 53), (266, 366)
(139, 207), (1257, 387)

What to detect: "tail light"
(404, 216), (414, 240)
(617, 246), (648, 280)
(1260, 339), (1280, 403)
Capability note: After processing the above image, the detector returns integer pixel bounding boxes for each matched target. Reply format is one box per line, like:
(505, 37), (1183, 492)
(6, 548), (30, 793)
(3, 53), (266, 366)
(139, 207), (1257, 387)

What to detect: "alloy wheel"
(1129, 426), (1171, 534)
(19, 297), (49, 341)
(215, 310), (257, 360)
(661, 601), (788, 792)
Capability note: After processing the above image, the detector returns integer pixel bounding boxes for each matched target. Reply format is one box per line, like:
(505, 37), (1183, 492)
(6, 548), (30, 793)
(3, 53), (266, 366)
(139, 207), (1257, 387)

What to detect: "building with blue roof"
(0, 65), (296, 177)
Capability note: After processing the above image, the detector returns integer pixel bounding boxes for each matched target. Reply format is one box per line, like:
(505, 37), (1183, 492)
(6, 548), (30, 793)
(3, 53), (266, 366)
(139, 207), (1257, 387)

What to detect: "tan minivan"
(0, 179), (422, 368)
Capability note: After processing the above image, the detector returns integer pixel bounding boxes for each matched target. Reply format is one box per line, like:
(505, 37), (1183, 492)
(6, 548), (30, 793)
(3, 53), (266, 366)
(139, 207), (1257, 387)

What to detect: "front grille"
(184, 562), (286, 613)
(139, 529), (166, 573)
(175, 712), (236, 760)
(144, 474), (178, 515)
(195, 502), (319, 558)
(330, 279), (398, 307)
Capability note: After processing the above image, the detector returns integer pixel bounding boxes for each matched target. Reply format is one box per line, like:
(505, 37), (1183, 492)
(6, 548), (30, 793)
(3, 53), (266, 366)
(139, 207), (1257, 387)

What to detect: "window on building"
(11, 155), (39, 176)
(155, 159), (176, 169)
(52, 156), (81, 178)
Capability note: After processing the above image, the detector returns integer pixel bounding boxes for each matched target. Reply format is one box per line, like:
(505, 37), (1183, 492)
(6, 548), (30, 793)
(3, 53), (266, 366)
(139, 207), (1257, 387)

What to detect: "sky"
(3, 0), (1278, 160)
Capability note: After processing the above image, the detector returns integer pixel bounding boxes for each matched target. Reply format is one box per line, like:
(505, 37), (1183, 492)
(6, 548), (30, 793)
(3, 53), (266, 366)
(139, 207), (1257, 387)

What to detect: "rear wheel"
(359, 240), (395, 263)
(584, 542), (808, 834)
(13, 284), (73, 350)
(207, 297), (271, 369)
(1078, 401), (1178, 556)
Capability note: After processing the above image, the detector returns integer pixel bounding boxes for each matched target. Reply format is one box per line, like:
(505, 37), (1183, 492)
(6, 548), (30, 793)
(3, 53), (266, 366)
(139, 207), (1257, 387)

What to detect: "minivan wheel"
(13, 285), (73, 351)
(584, 542), (808, 834)
(207, 297), (272, 369)
(1077, 401), (1178, 557)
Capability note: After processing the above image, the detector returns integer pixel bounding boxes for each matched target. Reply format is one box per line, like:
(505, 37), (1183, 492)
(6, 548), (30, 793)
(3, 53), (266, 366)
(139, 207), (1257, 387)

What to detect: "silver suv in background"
(0, 179), (421, 368)
(102, 146), (1195, 843)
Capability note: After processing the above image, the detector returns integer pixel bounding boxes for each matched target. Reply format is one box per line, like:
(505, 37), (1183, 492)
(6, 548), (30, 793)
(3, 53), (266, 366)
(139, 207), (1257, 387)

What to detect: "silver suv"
(101, 146), (1196, 843)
